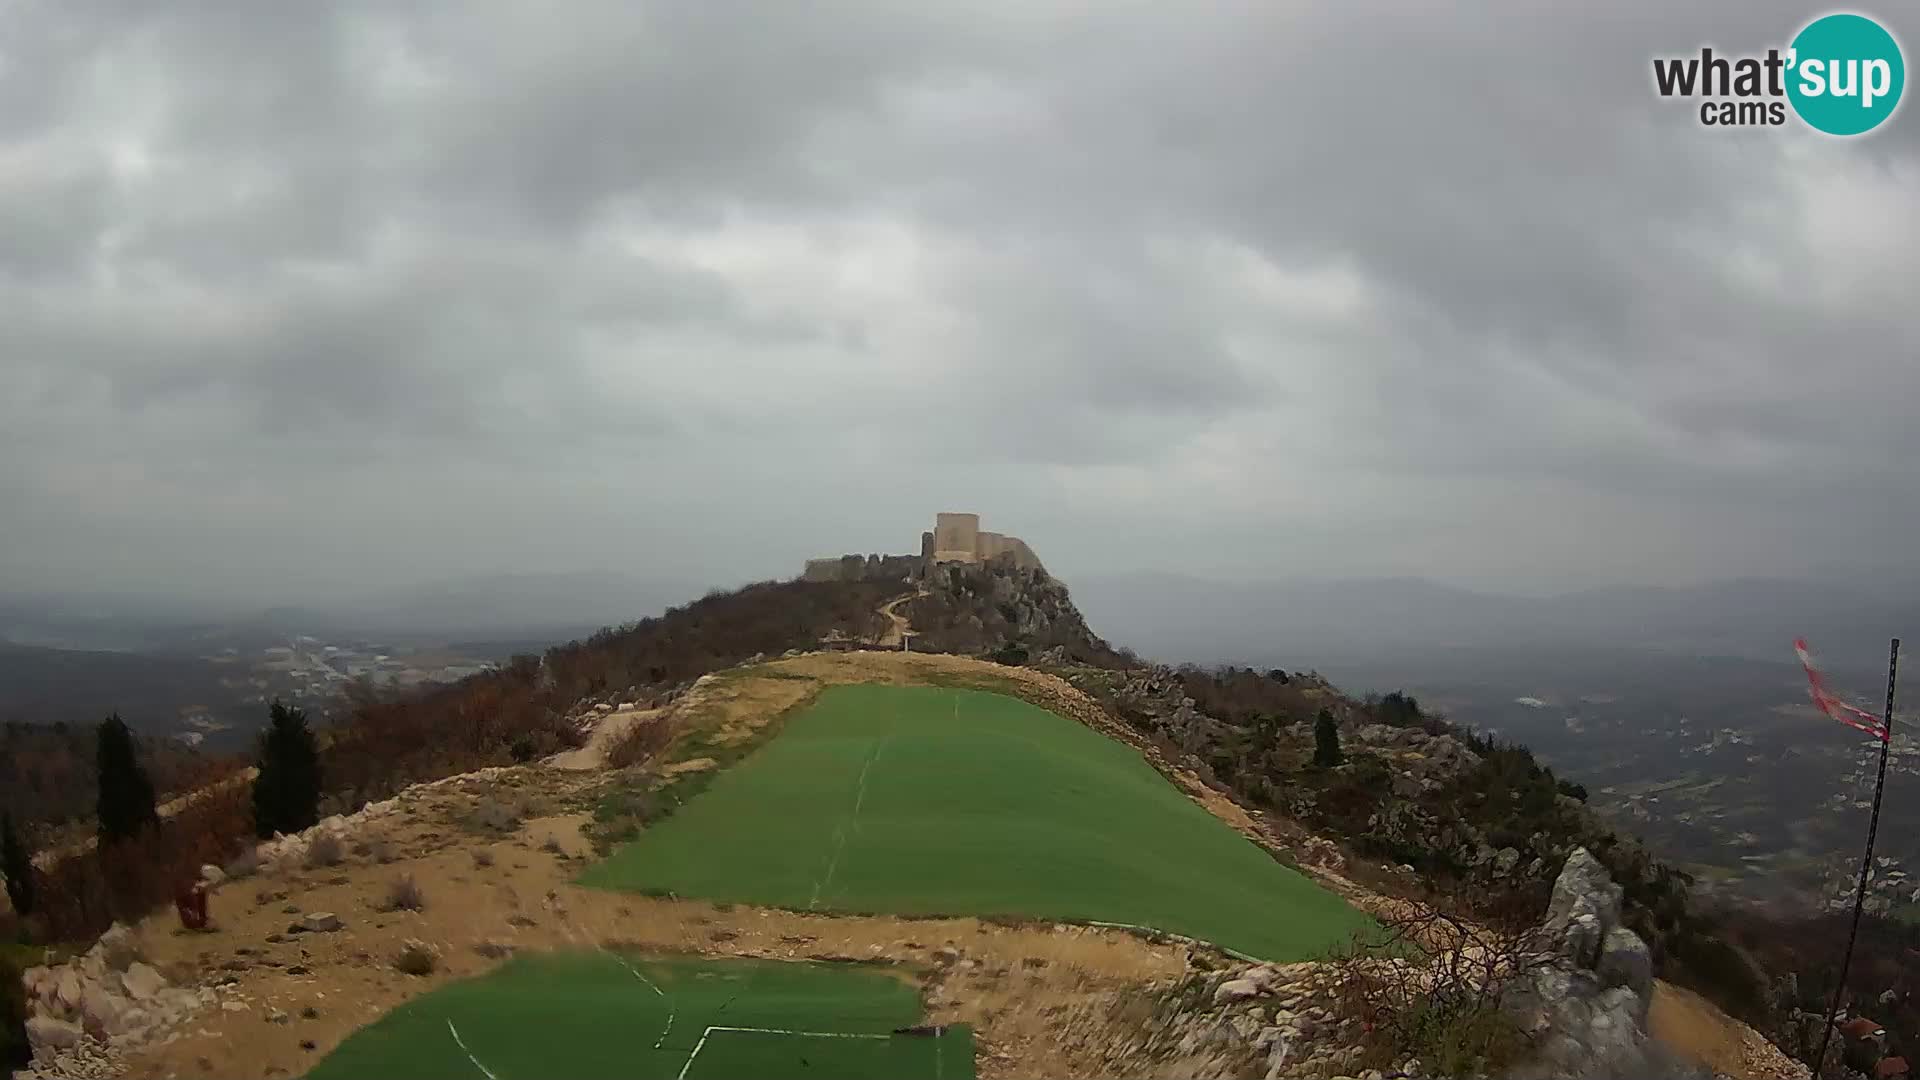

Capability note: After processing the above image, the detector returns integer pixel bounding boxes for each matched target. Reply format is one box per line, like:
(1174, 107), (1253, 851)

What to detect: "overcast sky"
(3, 1), (1916, 609)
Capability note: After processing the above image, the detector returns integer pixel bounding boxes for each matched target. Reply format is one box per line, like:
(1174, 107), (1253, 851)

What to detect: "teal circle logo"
(1787, 13), (1905, 135)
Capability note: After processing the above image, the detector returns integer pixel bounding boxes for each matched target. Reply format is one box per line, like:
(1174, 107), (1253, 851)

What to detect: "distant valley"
(1072, 573), (1918, 914)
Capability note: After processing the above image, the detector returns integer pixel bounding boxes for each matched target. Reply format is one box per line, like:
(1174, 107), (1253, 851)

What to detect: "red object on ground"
(1877, 1057), (1909, 1079)
(1842, 1016), (1886, 1040)
(175, 881), (209, 930)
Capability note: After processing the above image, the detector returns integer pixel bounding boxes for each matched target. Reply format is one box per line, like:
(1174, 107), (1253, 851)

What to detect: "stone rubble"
(15, 922), (216, 1080)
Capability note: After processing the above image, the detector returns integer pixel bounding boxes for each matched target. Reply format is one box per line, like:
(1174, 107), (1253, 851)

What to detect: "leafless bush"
(1329, 900), (1551, 1076)
(369, 839), (396, 864)
(540, 836), (564, 855)
(382, 874), (426, 913)
(471, 848), (495, 869)
(304, 834), (343, 869)
(472, 940), (513, 959)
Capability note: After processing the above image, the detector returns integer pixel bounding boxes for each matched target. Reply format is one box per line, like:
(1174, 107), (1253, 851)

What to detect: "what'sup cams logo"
(1653, 12), (1905, 135)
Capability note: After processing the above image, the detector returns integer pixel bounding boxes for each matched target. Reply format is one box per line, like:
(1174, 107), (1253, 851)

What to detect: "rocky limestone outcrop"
(1098, 666), (1233, 756)
(1501, 847), (1688, 1079)
(1085, 960), (1435, 1080)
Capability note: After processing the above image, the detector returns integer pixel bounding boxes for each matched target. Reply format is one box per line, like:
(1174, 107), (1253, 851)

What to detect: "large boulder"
(55, 967), (84, 1013)
(1545, 848), (1624, 938)
(96, 922), (142, 972)
(25, 1016), (82, 1052)
(1597, 927), (1653, 1004)
(80, 986), (129, 1035)
(120, 961), (167, 1002)
(1502, 848), (1662, 1077)
(1212, 978), (1261, 1005)
(1493, 847), (1523, 878)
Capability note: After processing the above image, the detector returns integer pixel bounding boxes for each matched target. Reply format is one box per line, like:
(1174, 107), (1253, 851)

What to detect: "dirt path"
(547, 706), (660, 770)
(874, 589), (925, 648)
(1649, 981), (1809, 1079)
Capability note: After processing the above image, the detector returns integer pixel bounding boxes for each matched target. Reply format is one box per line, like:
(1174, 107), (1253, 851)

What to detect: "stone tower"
(932, 512), (982, 564)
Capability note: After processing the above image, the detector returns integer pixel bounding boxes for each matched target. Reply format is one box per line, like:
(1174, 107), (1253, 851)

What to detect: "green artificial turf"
(305, 951), (971, 1080)
(579, 684), (1374, 961)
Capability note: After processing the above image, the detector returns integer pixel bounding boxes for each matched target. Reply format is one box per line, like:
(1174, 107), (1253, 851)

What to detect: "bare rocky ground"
(15, 650), (1807, 1080)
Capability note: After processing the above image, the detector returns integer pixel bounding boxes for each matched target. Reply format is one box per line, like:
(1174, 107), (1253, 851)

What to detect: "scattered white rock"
(1212, 978), (1261, 1004)
(119, 962), (165, 1002)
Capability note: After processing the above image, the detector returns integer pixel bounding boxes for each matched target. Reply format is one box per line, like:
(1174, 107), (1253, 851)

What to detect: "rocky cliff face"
(907, 561), (1121, 664)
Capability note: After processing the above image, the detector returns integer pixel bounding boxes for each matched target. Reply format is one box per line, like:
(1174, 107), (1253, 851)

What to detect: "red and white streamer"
(1796, 637), (1890, 741)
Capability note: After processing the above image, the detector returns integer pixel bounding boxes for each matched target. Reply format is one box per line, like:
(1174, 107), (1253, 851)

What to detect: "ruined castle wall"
(801, 553), (922, 582)
(802, 558), (846, 582)
(977, 532), (1043, 571)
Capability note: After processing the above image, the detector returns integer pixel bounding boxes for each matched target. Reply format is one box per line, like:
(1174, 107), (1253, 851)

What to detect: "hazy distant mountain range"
(1069, 573), (1913, 677)
(5, 567), (1908, 674)
(0, 573), (709, 654)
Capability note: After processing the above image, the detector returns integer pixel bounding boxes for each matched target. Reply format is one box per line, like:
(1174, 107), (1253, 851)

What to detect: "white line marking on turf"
(808, 735), (888, 910)
(675, 1025), (893, 1080)
(446, 1018), (500, 1080)
(554, 909), (677, 1049)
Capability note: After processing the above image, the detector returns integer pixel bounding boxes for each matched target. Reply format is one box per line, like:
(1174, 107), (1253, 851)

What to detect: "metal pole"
(1813, 638), (1900, 1076)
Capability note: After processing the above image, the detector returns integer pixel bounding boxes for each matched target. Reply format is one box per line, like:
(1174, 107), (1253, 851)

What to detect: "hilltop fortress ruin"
(802, 512), (1043, 582)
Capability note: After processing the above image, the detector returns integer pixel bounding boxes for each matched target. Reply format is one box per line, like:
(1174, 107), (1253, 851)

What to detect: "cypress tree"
(1313, 708), (1345, 768)
(96, 713), (159, 844)
(1, 950), (29, 1069)
(252, 701), (322, 839)
(1, 812), (32, 917)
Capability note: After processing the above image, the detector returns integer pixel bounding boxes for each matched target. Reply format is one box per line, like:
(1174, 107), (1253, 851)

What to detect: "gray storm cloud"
(1, 0), (1915, 607)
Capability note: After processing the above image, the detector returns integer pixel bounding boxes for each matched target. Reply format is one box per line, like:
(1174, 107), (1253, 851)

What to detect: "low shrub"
(304, 834), (344, 869)
(467, 799), (521, 834)
(383, 874), (426, 913)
